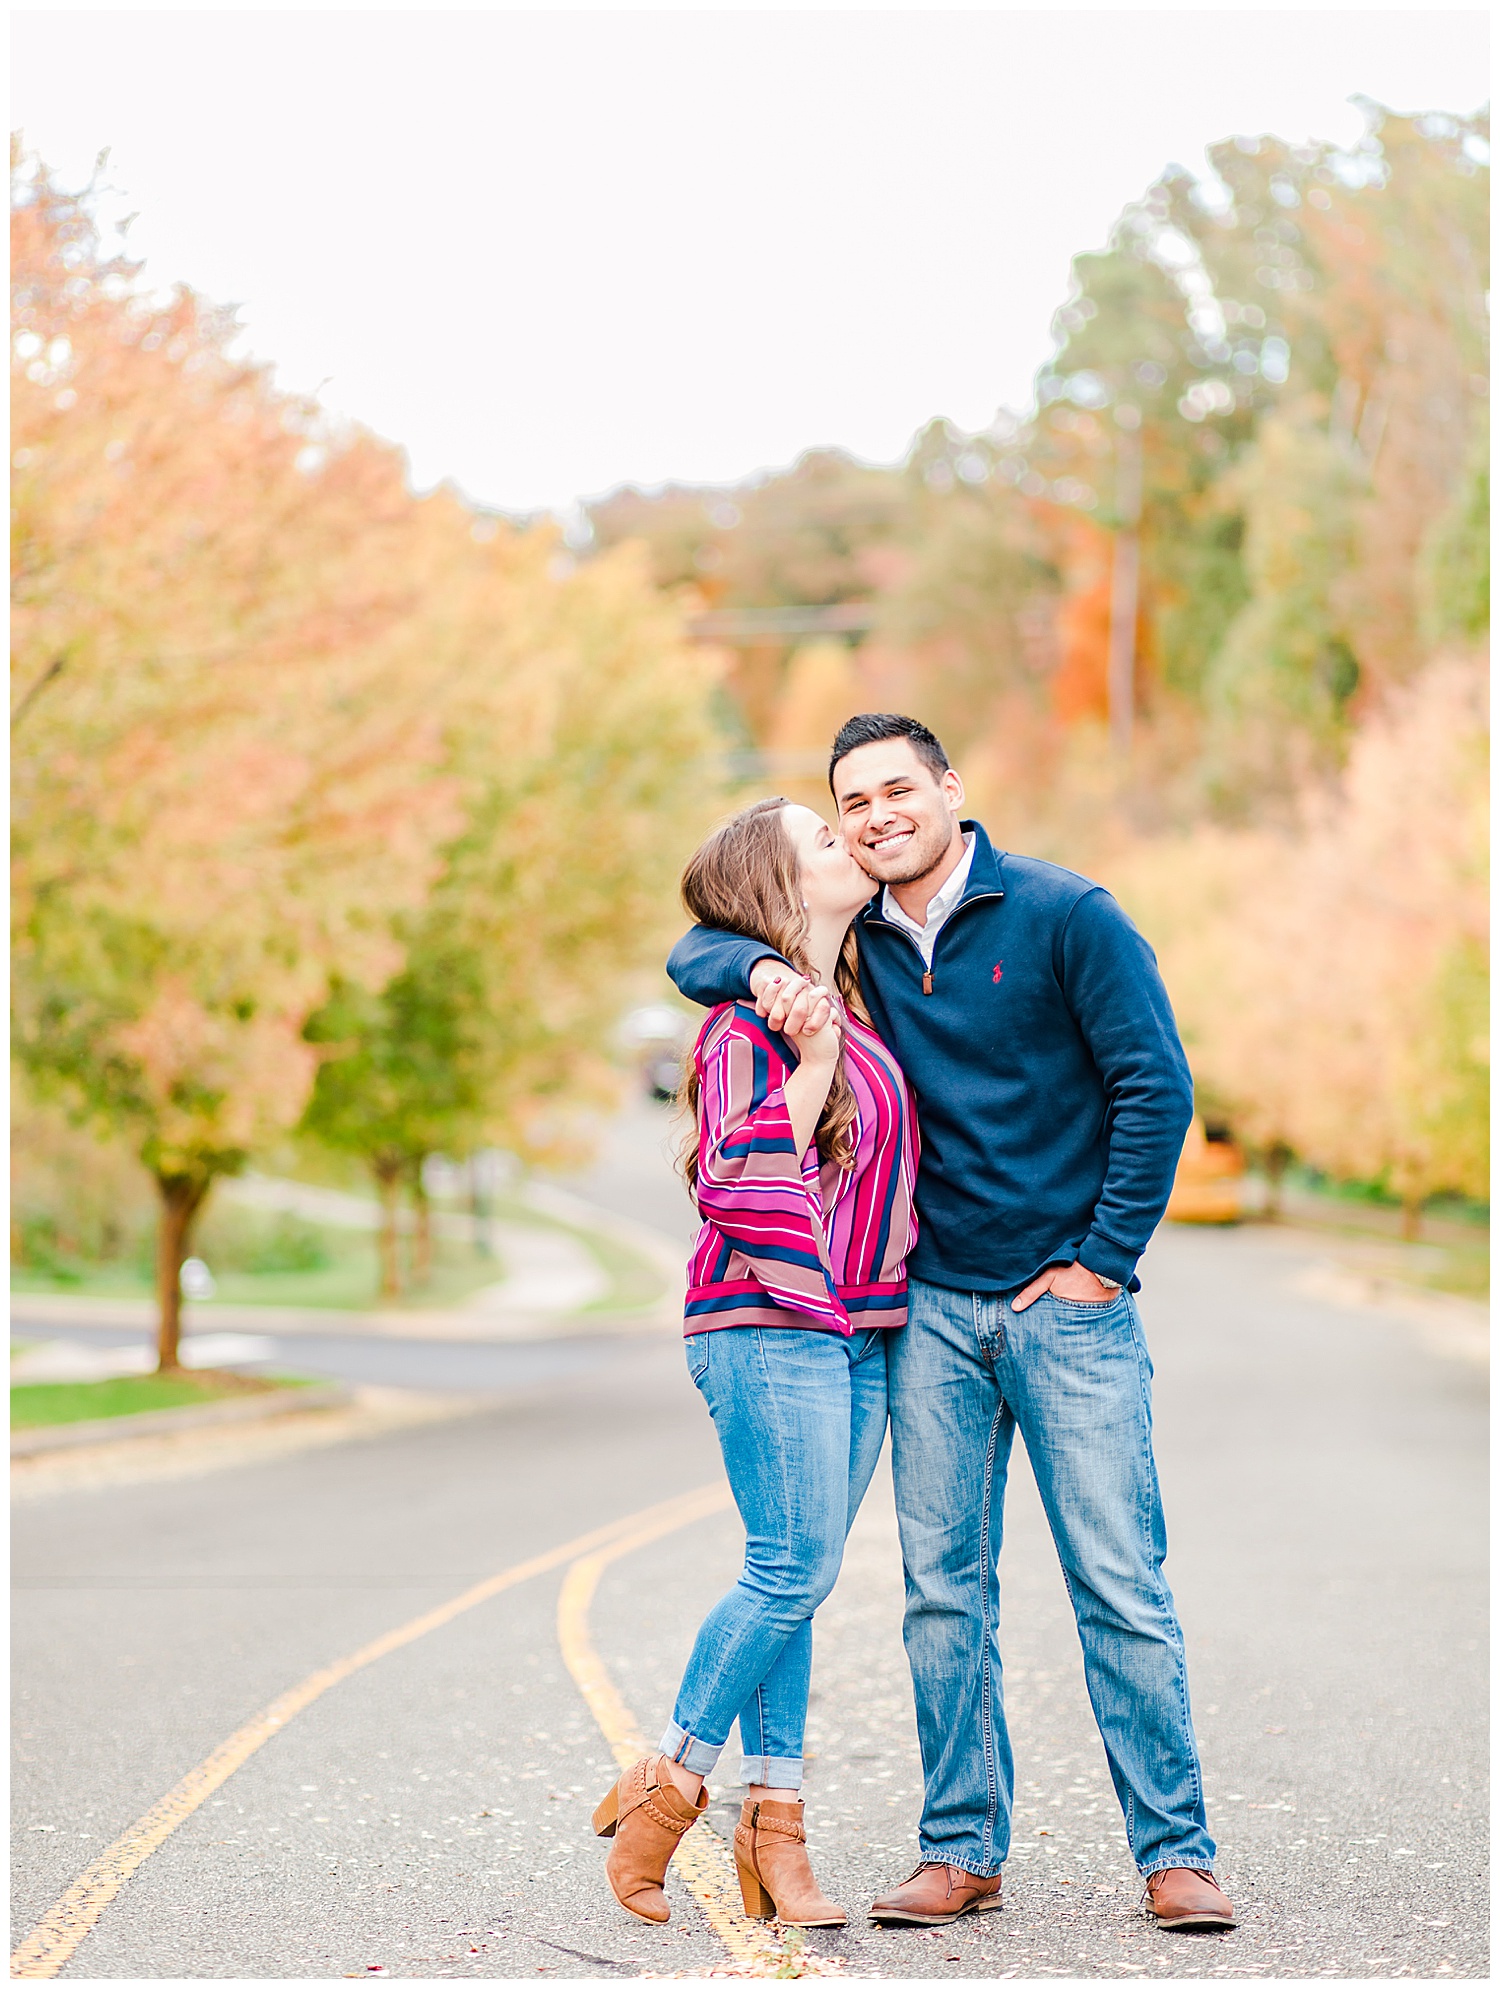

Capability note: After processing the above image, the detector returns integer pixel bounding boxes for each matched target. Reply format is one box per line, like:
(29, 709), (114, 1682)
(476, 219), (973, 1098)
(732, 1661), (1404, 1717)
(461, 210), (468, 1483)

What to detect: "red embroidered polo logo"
(992, 963), (1004, 983)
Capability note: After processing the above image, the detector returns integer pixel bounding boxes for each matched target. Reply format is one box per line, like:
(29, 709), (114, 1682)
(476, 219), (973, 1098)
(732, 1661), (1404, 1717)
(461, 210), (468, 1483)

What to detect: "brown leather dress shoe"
(592, 1754), (708, 1923)
(734, 1799), (846, 1927)
(1144, 1867), (1237, 1931)
(868, 1861), (1003, 1925)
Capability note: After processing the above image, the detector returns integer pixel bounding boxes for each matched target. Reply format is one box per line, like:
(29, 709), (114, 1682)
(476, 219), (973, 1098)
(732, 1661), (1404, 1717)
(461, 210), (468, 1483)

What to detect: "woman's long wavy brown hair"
(677, 797), (868, 1195)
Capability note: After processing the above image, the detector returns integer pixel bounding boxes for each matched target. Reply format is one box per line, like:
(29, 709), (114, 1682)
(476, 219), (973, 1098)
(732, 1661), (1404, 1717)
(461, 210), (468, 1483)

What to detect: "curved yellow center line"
(555, 1487), (732, 1768)
(10, 1485), (728, 1981)
(555, 1493), (800, 1975)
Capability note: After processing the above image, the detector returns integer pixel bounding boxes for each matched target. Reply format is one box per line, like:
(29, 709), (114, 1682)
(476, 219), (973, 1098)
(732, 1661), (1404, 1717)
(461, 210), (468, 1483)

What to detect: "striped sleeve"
(693, 1009), (847, 1328)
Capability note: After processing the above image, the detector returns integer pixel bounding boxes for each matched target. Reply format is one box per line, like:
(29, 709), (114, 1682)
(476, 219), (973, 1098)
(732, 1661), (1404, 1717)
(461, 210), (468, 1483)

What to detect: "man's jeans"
(887, 1277), (1215, 1879)
(662, 1325), (888, 1788)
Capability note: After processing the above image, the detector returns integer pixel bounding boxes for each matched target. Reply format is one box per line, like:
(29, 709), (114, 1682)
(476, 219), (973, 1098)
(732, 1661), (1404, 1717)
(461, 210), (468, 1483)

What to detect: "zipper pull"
(922, 969), (933, 996)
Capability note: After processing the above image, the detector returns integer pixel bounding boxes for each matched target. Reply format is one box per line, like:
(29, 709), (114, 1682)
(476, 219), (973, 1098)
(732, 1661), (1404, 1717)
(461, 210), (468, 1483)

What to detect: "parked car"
(618, 1003), (692, 1104)
(1166, 1117), (1244, 1224)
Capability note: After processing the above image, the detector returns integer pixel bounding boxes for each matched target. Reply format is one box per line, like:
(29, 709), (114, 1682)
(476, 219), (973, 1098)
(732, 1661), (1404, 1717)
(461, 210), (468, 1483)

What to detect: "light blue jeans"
(887, 1277), (1216, 1879)
(661, 1325), (889, 1788)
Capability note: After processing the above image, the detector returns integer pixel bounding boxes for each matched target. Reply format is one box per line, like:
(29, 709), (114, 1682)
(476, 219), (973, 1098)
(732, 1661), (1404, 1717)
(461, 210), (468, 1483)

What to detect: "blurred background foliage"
(11, 102), (1489, 1352)
(11, 142), (719, 1356)
(586, 104), (1489, 1231)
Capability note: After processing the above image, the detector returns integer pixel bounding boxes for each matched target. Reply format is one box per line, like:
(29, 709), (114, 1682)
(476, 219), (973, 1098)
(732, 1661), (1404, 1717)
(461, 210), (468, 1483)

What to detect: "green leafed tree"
(1165, 107), (1489, 707)
(299, 533), (720, 1295)
(1200, 406), (1364, 807)
(1418, 415), (1489, 647)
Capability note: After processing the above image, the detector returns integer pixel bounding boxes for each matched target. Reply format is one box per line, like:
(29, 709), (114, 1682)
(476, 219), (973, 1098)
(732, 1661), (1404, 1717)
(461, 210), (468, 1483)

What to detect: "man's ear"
(942, 767), (966, 811)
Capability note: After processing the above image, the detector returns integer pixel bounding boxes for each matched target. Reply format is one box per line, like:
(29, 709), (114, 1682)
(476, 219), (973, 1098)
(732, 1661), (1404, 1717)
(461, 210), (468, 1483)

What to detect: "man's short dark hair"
(828, 713), (951, 789)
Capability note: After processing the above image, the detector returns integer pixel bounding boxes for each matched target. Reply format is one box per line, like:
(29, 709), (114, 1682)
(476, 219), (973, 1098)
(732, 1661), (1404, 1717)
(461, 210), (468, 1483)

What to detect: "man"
(667, 713), (1233, 1934)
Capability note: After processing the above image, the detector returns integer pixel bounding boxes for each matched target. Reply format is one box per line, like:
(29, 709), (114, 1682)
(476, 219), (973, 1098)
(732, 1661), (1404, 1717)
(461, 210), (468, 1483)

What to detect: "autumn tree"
(300, 522), (719, 1294)
(1264, 656), (1488, 1229)
(11, 150), (456, 1366)
(1111, 657), (1488, 1232)
(1199, 406), (1363, 803)
(587, 450), (907, 744)
(1157, 107), (1489, 799)
(765, 641), (864, 764)
(1419, 415), (1489, 647)
(858, 420), (1059, 764)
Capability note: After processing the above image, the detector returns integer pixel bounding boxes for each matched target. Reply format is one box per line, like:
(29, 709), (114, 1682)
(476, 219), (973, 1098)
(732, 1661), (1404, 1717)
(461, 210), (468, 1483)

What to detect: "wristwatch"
(1091, 1273), (1123, 1292)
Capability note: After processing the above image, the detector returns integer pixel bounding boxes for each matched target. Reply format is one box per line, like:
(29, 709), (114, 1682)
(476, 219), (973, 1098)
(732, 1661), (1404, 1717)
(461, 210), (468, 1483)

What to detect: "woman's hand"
(783, 988), (841, 1066)
(781, 988), (841, 1159)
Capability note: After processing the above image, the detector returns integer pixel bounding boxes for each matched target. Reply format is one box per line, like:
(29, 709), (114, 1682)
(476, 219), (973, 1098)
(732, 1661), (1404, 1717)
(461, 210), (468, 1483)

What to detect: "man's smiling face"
(831, 738), (965, 886)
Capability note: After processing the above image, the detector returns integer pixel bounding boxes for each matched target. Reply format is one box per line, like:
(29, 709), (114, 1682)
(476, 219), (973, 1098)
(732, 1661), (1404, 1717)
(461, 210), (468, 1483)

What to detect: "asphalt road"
(11, 1320), (632, 1396)
(12, 1110), (1488, 1980)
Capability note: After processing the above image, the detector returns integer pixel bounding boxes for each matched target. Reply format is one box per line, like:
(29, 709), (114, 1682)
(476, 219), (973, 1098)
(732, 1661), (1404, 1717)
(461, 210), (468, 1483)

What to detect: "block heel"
(736, 1859), (776, 1919)
(732, 1798), (847, 1928)
(592, 1755), (708, 1923)
(592, 1786), (620, 1838)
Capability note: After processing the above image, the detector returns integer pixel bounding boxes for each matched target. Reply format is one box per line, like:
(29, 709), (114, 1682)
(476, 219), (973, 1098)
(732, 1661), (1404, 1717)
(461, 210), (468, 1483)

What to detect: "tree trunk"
(374, 1158), (404, 1298)
(469, 1154), (494, 1258)
(1264, 1141), (1292, 1221)
(1106, 420), (1142, 757)
(410, 1164), (432, 1286)
(1106, 528), (1139, 756)
(1401, 1195), (1423, 1242)
(154, 1173), (209, 1373)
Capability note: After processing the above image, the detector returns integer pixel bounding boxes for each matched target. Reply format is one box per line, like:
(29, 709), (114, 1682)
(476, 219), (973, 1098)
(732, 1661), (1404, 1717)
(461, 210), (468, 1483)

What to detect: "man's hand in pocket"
(1011, 1260), (1120, 1313)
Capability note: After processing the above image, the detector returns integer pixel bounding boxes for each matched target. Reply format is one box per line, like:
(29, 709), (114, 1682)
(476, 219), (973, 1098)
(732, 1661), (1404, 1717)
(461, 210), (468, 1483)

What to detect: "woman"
(592, 797), (918, 1928)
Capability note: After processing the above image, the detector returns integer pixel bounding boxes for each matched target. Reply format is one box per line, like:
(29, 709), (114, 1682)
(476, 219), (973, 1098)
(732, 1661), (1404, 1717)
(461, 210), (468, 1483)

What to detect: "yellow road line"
(10, 1485), (728, 1981)
(557, 1497), (830, 1977)
(555, 1486), (732, 1768)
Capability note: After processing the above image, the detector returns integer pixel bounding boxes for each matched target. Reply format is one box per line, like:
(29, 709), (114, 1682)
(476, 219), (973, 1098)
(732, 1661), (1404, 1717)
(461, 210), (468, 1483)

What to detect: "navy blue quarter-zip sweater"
(666, 820), (1193, 1294)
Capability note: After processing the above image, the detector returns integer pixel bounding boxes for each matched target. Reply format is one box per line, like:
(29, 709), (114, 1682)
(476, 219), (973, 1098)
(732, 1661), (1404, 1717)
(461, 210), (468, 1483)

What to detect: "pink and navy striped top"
(684, 1001), (919, 1337)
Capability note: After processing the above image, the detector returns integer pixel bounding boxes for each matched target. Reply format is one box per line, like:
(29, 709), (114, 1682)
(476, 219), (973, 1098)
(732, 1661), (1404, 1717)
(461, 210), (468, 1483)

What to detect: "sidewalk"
(11, 1180), (686, 1347)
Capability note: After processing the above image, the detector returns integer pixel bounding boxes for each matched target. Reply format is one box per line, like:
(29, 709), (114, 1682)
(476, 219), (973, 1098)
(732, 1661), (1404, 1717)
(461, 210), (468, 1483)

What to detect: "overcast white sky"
(11, 8), (1490, 515)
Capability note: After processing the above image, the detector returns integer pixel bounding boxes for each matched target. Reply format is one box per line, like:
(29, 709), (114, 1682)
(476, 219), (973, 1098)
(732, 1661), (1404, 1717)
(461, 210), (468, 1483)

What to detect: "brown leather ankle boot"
(592, 1754), (708, 1923)
(733, 1798), (847, 1927)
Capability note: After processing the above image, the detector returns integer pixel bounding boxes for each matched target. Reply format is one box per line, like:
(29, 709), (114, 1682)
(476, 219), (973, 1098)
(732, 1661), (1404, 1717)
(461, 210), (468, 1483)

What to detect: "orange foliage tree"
(12, 147), (720, 1350)
(13, 152), (455, 1365)
(1110, 656), (1488, 1232)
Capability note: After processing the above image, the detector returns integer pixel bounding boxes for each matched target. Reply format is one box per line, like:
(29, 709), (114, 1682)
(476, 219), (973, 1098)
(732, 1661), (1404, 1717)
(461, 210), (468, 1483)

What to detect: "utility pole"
(1107, 404), (1142, 757)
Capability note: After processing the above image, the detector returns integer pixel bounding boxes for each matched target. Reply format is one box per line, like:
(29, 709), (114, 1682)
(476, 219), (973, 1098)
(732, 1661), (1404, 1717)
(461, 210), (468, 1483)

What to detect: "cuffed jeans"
(661, 1325), (888, 1789)
(887, 1277), (1215, 1879)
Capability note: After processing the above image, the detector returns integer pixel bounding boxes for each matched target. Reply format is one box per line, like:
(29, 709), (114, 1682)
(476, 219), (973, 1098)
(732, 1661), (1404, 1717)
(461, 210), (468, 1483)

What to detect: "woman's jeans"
(888, 1278), (1216, 1879)
(660, 1325), (889, 1789)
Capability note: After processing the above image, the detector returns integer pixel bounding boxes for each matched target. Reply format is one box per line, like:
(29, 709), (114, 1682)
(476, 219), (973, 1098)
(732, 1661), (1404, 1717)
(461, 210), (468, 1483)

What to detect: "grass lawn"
(11, 1199), (665, 1314)
(11, 1369), (309, 1430)
(1267, 1180), (1490, 1301)
(571, 1222), (670, 1312)
(1383, 1236), (1488, 1302)
(10, 1223), (388, 1309)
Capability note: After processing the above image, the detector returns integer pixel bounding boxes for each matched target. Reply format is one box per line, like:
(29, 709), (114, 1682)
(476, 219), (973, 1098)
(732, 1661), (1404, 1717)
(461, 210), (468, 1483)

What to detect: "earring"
(801, 899), (809, 910)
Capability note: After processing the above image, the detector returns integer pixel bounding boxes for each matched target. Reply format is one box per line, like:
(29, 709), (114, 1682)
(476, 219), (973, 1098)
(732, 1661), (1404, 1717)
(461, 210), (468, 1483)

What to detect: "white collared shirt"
(880, 831), (976, 968)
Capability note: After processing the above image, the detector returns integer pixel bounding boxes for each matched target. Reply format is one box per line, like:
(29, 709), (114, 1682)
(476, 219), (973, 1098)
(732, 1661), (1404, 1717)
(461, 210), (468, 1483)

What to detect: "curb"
(11, 1382), (353, 1457)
